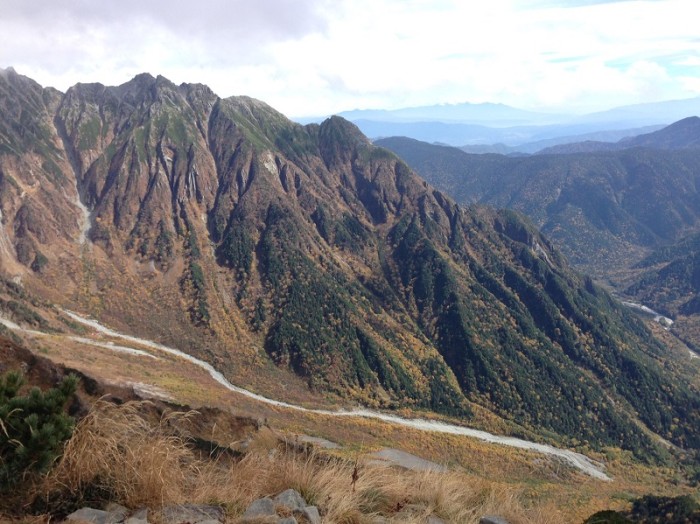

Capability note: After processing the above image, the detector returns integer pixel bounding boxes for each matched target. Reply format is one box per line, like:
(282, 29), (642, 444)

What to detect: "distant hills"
(1, 68), (699, 457)
(539, 117), (700, 154)
(300, 97), (700, 151)
(460, 125), (664, 155)
(377, 119), (700, 274)
(339, 119), (666, 153)
(624, 116), (700, 149)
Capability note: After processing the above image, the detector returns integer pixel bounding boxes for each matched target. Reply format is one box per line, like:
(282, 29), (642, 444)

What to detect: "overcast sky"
(1, 0), (698, 117)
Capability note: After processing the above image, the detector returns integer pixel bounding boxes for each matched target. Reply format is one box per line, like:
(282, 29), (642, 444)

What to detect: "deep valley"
(0, 68), (699, 523)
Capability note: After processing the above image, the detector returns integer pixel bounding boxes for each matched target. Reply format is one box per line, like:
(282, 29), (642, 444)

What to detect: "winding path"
(7, 310), (611, 480)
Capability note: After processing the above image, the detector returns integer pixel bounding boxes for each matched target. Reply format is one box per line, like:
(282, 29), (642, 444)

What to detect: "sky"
(1, 0), (699, 117)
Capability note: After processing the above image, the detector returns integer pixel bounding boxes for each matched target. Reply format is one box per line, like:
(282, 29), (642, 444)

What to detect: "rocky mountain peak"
(318, 115), (371, 167)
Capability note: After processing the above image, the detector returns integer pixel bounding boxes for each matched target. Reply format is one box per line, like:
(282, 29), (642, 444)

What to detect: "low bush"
(0, 371), (77, 490)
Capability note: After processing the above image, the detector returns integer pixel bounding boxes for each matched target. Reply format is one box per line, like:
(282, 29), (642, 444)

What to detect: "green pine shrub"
(0, 371), (77, 489)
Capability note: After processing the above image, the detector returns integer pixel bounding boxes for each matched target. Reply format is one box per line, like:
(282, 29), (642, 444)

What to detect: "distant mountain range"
(298, 97), (700, 150)
(342, 119), (669, 153)
(1, 68), (698, 457)
(336, 102), (563, 126)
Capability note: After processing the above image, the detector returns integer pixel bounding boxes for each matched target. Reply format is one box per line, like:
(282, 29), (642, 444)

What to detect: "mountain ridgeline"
(1, 68), (699, 458)
(538, 116), (700, 154)
(324, 98), (700, 149)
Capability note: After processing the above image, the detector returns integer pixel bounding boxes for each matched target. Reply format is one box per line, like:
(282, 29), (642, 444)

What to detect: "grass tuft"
(36, 401), (196, 512)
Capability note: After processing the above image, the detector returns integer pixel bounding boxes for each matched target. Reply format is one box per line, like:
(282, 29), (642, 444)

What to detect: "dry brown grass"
(24, 400), (558, 523)
(37, 401), (198, 509)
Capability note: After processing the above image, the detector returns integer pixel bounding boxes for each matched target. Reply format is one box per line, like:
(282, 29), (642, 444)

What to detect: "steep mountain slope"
(621, 233), (700, 352)
(376, 135), (700, 277)
(1, 69), (699, 458)
(626, 232), (700, 316)
(0, 68), (85, 276)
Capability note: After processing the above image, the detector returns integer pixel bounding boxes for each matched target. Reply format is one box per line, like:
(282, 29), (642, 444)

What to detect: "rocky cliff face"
(1, 68), (698, 456)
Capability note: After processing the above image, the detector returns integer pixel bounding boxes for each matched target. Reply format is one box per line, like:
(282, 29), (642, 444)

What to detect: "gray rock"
(66, 508), (110, 524)
(242, 497), (276, 520)
(480, 516), (511, 524)
(278, 518), (298, 524)
(293, 506), (321, 524)
(65, 505), (143, 524)
(104, 504), (129, 523)
(124, 508), (148, 524)
(274, 489), (306, 511)
(161, 504), (224, 524)
(428, 516), (447, 524)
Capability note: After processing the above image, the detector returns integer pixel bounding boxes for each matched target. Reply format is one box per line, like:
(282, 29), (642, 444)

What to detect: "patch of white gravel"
(75, 195), (91, 245)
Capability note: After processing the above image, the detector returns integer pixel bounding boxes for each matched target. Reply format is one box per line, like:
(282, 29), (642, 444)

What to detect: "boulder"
(480, 516), (511, 524)
(161, 504), (224, 524)
(65, 506), (150, 524)
(124, 508), (148, 524)
(104, 504), (129, 523)
(242, 490), (321, 524)
(65, 506), (134, 524)
(241, 497), (277, 522)
(294, 505), (321, 524)
(274, 489), (306, 511)
(65, 508), (110, 524)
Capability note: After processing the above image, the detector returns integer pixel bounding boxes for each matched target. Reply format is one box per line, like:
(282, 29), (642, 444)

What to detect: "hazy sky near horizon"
(1, 0), (698, 117)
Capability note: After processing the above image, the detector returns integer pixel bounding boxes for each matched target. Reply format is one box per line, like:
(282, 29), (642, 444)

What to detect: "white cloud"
(674, 56), (700, 67)
(1, 0), (698, 116)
